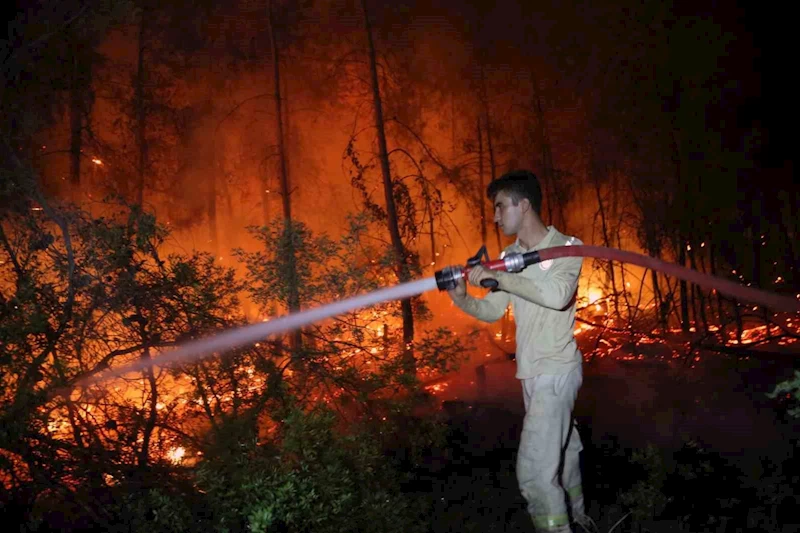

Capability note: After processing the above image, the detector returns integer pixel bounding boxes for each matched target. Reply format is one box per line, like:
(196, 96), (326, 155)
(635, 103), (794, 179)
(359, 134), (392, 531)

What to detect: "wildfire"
(166, 446), (186, 464)
(425, 382), (449, 394)
(587, 287), (603, 304)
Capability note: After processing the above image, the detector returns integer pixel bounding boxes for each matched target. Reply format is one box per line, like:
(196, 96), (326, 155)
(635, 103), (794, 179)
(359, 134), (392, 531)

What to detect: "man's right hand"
(447, 275), (467, 300)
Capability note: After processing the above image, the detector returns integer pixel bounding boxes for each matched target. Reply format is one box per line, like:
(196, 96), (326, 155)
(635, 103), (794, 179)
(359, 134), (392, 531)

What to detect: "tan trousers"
(517, 368), (584, 532)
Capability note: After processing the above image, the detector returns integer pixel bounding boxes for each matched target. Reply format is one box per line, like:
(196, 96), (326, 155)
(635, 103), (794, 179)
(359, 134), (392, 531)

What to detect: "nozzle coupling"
(435, 265), (464, 291)
(434, 251), (537, 291)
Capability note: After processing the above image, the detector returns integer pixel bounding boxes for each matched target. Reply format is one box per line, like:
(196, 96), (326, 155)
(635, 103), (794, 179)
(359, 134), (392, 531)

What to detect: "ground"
(419, 319), (800, 532)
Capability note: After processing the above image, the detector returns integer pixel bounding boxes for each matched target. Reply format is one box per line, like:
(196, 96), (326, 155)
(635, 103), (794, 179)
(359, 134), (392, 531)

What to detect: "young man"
(447, 169), (585, 532)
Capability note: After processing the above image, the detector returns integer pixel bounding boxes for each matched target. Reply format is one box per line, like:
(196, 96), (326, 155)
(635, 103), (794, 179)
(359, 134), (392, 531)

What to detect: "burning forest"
(1, 1), (797, 532)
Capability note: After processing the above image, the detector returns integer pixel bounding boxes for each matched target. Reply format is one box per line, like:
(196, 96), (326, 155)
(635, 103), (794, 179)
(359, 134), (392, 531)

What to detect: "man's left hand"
(467, 265), (498, 288)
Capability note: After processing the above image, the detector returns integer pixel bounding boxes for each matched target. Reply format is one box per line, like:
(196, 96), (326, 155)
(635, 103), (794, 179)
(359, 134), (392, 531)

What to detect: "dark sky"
(739, 1), (790, 170)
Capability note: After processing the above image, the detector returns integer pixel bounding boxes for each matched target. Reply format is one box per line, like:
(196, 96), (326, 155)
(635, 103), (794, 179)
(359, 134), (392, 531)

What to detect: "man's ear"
(520, 197), (531, 213)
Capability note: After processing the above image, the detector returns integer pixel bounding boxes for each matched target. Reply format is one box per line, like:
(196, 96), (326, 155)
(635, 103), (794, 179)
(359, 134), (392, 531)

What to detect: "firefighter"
(447, 169), (586, 532)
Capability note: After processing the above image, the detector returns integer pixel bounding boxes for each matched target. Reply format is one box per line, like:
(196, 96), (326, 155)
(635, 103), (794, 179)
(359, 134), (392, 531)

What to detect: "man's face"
(493, 190), (525, 236)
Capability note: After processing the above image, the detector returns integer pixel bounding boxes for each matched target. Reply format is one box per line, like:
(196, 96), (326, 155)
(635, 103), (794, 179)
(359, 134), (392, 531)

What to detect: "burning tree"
(235, 215), (466, 400)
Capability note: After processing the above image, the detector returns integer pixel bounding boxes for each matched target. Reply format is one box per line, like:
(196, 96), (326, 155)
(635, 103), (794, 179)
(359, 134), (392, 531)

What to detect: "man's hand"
(447, 275), (467, 299)
(467, 265), (497, 288)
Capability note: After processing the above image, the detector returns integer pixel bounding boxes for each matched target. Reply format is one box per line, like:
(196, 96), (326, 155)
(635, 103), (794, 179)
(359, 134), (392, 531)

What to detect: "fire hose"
(435, 244), (800, 313)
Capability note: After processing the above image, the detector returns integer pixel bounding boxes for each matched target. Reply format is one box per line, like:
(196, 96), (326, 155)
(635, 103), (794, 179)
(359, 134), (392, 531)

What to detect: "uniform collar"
(511, 226), (557, 252)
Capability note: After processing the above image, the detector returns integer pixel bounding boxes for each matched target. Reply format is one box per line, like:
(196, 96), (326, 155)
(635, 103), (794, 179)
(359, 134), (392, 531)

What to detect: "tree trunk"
(363, 0), (414, 371)
(137, 311), (158, 470)
(591, 159), (620, 319)
(671, 129), (690, 333)
(688, 244), (709, 333)
(207, 146), (219, 257)
(451, 92), (456, 153)
(260, 175), (271, 225)
(708, 239), (724, 324)
(268, 0), (302, 353)
(651, 269), (668, 330)
(428, 201), (436, 266)
(68, 46), (88, 203)
(678, 240), (690, 333)
(134, 13), (147, 206)
(478, 64), (503, 255)
(68, 33), (95, 205)
(138, 348), (158, 468)
(733, 299), (744, 343)
(477, 118), (487, 244)
(530, 70), (565, 231)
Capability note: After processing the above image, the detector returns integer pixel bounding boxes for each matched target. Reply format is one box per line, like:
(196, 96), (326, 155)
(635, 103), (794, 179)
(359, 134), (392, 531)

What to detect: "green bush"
(196, 406), (429, 533)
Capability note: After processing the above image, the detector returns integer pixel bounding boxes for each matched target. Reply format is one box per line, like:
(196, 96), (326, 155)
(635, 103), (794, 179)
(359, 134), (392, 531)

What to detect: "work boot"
(536, 526), (572, 533)
(572, 513), (597, 533)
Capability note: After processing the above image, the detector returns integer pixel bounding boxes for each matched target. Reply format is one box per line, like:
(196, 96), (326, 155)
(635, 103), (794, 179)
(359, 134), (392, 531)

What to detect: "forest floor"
(415, 316), (800, 532)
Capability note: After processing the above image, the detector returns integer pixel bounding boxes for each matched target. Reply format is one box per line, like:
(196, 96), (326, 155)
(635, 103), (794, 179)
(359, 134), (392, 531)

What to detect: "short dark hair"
(486, 169), (542, 215)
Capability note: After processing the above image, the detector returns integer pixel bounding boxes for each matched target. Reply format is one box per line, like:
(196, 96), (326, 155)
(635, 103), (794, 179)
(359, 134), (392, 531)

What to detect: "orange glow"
(425, 382), (449, 394)
(587, 287), (603, 304)
(167, 446), (186, 464)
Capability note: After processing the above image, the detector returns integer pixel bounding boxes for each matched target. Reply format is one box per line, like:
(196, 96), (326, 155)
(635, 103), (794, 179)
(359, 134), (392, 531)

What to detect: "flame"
(587, 287), (603, 304)
(425, 382), (448, 394)
(166, 446), (186, 464)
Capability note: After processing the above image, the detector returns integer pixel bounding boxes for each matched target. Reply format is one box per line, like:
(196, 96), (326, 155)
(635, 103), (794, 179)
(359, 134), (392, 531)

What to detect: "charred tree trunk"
(134, 13), (147, 207)
(138, 347), (158, 468)
(268, 0), (302, 353)
(136, 313), (158, 469)
(708, 239), (725, 324)
(451, 92), (456, 153)
(68, 44), (92, 203)
(677, 239), (690, 332)
(362, 0), (414, 371)
(733, 297), (744, 343)
(591, 159), (621, 319)
(671, 129), (691, 333)
(207, 147), (219, 257)
(477, 65), (503, 255)
(68, 77), (82, 201)
(688, 244), (709, 333)
(651, 269), (668, 330)
(477, 118), (487, 244)
(260, 174), (271, 225)
(428, 195), (436, 265)
(487, 121), (502, 253)
(530, 70), (566, 231)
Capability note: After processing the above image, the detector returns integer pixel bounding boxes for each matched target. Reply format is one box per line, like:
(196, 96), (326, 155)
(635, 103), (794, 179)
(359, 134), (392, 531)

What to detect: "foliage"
(197, 406), (430, 533)
(617, 439), (761, 531)
(619, 444), (669, 523)
(0, 199), (247, 524)
(768, 370), (800, 419)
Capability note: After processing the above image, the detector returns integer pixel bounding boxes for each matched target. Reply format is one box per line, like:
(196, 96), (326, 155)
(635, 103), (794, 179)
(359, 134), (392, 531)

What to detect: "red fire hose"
(435, 245), (800, 313)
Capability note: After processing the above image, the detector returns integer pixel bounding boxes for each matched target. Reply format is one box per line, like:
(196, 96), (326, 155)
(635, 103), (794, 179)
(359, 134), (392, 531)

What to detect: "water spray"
(83, 245), (799, 387)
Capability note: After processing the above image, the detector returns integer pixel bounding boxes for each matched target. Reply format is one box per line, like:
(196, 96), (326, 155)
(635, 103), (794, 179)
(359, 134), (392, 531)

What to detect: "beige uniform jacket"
(452, 227), (583, 379)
